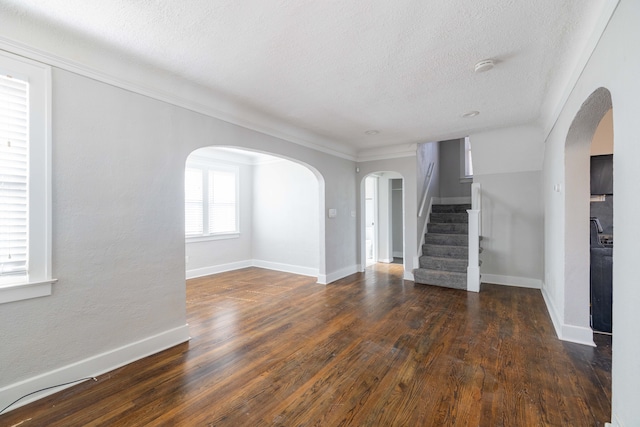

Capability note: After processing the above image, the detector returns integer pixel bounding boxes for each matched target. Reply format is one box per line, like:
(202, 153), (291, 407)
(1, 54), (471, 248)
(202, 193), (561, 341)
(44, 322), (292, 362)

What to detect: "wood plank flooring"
(0, 264), (611, 426)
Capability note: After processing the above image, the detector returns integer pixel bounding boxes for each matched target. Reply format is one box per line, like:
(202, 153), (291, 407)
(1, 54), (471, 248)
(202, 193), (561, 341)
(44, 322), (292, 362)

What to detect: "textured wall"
(0, 68), (357, 402)
(252, 160), (319, 270)
(542, 1), (640, 424)
(438, 139), (471, 198)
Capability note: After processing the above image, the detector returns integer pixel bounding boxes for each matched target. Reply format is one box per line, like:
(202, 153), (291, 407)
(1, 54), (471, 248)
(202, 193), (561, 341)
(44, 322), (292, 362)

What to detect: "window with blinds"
(185, 163), (238, 238)
(0, 73), (28, 278)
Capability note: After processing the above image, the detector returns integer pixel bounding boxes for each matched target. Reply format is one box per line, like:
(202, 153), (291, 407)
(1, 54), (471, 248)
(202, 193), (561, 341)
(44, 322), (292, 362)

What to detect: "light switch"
(328, 208), (337, 218)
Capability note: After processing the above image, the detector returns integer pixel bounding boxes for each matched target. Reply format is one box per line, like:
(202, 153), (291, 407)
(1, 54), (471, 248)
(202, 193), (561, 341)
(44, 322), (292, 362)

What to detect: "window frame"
(184, 158), (240, 243)
(460, 137), (473, 183)
(0, 50), (55, 304)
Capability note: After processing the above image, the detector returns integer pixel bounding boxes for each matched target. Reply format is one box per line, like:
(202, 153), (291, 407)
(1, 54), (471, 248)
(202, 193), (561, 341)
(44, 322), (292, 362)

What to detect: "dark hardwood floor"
(0, 264), (611, 426)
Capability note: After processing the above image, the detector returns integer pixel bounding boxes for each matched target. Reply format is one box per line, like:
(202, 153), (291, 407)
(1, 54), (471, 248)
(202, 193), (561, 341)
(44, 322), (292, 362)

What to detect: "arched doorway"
(184, 146), (326, 282)
(564, 87), (613, 344)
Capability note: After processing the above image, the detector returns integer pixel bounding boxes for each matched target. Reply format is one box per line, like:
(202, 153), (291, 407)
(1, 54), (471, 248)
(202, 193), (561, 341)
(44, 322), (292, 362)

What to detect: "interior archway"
(184, 146), (326, 282)
(564, 87), (613, 344)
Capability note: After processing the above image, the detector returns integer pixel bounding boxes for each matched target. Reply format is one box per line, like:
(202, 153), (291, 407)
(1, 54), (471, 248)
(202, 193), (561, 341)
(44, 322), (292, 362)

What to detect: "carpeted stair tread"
(419, 256), (482, 272)
(430, 212), (468, 224)
(419, 256), (468, 273)
(422, 244), (468, 259)
(427, 223), (468, 235)
(413, 268), (466, 290)
(425, 233), (468, 246)
(432, 204), (471, 213)
(417, 203), (482, 291)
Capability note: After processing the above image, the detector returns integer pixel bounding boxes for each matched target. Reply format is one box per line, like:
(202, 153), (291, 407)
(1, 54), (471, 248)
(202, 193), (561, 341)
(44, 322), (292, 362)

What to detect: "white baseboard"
(378, 258), (394, 264)
(318, 264), (359, 285)
(187, 259), (318, 280)
(482, 273), (543, 289)
(186, 260), (252, 279)
(541, 285), (595, 347)
(403, 269), (414, 281)
(560, 323), (596, 347)
(433, 196), (472, 205)
(392, 251), (403, 258)
(0, 324), (190, 414)
(251, 259), (318, 278)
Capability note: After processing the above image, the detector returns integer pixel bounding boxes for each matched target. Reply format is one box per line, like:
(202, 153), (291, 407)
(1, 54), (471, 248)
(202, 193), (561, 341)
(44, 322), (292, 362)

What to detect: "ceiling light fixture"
(462, 111), (480, 118)
(474, 59), (495, 73)
(365, 130), (379, 135)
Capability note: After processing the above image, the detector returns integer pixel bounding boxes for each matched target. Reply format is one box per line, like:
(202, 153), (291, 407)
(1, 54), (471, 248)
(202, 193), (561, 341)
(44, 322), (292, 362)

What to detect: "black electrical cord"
(0, 377), (97, 415)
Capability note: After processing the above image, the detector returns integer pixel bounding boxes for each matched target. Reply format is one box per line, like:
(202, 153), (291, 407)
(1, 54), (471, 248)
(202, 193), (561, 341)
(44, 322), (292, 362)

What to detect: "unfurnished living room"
(0, 1), (638, 426)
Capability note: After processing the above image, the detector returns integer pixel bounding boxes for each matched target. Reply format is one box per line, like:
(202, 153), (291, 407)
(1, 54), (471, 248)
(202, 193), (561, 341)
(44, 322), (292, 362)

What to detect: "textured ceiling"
(0, 0), (609, 157)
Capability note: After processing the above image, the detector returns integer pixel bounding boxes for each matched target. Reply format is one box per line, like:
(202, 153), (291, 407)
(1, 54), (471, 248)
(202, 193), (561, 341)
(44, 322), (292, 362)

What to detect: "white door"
(365, 176), (377, 266)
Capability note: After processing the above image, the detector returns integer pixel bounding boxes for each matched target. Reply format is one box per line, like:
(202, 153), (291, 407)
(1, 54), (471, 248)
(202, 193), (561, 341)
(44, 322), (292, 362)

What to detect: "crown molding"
(0, 35), (357, 162)
(356, 143), (418, 163)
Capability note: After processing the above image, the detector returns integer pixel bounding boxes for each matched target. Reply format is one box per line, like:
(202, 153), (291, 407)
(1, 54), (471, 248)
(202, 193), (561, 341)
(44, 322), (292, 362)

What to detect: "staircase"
(414, 203), (480, 290)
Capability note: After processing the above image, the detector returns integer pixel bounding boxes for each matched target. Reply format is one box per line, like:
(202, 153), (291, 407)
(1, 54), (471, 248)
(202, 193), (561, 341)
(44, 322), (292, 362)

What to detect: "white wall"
(356, 157), (417, 280)
(0, 66), (357, 411)
(416, 141), (440, 255)
(252, 160), (319, 275)
(470, 125), (545, 288)
(542, 1), (640, 424)
(439, 139), (471, 198)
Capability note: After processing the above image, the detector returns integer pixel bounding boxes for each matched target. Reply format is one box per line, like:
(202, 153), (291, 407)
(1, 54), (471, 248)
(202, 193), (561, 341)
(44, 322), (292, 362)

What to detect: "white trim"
(0, 325), (190, 414)
(541, 285), (564, 340)
(433, 196), (472, 205)
(378, 258), (394, 264)
(560, 324), (596, 347)
(356, 150), (417, 163)
(317, 264), (359, 285)
(541, 286), (595, 347)
(482, 274), (543, 289)
(251, 259), (318, 278)
(0, 37), (357, 162)
(186, 260), (252, 279)
(392, 251), (403, 258)
(186, 233), (240, 243)
(0, 50), (54, 303)
(186, 259), (319, 280)
(403, 269), (414, 281)
(0, 279), (57, 304)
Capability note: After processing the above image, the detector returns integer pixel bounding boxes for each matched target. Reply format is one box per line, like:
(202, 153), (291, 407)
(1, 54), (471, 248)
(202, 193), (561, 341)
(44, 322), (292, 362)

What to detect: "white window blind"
(208, 170), (236, 234)
(0, 73), (28, 277)
(185, 162), (238, 238)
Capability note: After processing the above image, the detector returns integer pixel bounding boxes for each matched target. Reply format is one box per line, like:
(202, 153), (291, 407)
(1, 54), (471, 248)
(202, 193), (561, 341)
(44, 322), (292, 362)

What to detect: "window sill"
(186, 233), (240, 243)
(0, 278), (58, 304)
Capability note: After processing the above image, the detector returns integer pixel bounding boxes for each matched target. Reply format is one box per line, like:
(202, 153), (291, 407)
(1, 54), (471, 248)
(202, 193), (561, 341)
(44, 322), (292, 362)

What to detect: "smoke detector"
(462, 111), (480, 118)
(474, 59), (495, 73)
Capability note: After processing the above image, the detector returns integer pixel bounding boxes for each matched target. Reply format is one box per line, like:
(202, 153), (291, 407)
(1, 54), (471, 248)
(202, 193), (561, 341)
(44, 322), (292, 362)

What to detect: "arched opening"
(564, 87), (613, 344)
(184, 146), (326, 281)
(359, 171), (405, 273)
